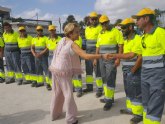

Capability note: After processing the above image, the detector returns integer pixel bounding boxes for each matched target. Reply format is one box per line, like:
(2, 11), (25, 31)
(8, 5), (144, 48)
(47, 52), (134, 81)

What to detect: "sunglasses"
(101, 21), (108, 26)
(121, 26), (128, 30)
(141, 36), (146, 49)
(19, 30), (25, 32)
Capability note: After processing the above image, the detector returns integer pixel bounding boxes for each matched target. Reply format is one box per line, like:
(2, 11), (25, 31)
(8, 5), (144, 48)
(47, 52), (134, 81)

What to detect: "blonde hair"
(64, 23), (79, 37)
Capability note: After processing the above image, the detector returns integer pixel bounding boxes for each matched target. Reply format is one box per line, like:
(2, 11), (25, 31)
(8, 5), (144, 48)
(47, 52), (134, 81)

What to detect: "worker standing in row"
(0, 36), (5, 83)
(96, 15), (124, 111)
(84, 12), (103, 97)
(17, 26), (36, 85)
(3, 22), (23, 84)
(46, 25), (61, 90)
(108, 18), (143, 123)
(72, 36), (83, 97)
(132, 8), (165, 124)
(31, 26), (49, 87)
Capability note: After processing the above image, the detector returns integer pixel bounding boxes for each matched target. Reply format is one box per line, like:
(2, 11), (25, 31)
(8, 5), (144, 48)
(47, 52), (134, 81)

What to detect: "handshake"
(93, 53), (120, 67)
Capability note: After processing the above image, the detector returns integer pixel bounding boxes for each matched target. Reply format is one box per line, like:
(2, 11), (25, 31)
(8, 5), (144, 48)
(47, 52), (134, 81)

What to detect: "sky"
(0, 0), (165, 25)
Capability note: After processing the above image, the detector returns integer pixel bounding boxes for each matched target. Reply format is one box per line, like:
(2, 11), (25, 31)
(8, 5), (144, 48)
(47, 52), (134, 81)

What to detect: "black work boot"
(120, 108), (132, 115)
(22, 80), (31, 85)
(46, 84), (52, 91)
(77, 91), (83, 97)
(103, 102), (112, 111)
(96, 90), (103, 98)
(6, 78), (15, 84)
(100, 98), (106, 103)
(0, 78), (5, 83)
(35, 83), (44, 87)
(83, 84), (93, 93)
(130, 115), (143, 124)
(31, 81), (37, 87)
(17, 80), (23, 85)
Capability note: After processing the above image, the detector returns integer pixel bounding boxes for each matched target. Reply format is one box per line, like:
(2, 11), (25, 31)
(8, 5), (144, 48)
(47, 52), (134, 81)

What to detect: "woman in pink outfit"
(49, 23), (107, 124)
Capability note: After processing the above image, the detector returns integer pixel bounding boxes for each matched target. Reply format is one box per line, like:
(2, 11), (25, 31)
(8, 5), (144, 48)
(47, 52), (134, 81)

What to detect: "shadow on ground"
(78, 97), (126, 123)
(0, 109), (49, 124)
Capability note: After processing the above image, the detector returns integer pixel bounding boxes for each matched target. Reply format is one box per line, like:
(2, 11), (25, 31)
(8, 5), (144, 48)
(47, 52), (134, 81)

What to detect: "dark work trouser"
(85, 46), (103, 92)
(5, 49), (23, 82)
(141, 67), (165, 124)
(72, 58), (82, 92)
(21, 53), (35, 82)
(0, 58), (5, 80)
(122, 66), (143, 116)
(35, 54), (49, 84)
(99, 59), (117, 103)
(48, 53), (53, 86)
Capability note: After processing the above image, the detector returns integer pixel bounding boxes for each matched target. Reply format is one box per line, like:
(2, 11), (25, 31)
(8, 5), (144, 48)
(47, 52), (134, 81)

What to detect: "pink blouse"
(49, 38), (83, 76)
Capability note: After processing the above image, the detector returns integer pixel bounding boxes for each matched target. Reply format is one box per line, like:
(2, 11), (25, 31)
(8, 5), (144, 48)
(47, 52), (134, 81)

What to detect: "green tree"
(62, 15), (78, 30)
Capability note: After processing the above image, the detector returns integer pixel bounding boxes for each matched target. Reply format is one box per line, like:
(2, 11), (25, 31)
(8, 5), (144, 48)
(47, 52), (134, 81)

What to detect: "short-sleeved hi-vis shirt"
(46, 36), (62, 51)
(17, 35), (33, 48)
(135, 27), (165, 57)
(85, 25), (102, 40)
(75, 36), (83, 48)
(123, 34), (141, 55)
(32, 36), (47, 47)
(96, 28), (124, 48)
(3, 31), (19, 43)
(0, 37), (4, 47)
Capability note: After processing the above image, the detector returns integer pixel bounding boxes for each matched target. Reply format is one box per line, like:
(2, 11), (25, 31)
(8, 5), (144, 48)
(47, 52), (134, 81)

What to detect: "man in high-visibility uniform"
(96, 15), (124, 111)
(132, 8), (165, 124)
(3, 22), (23, 84)
(84, 12), (103, 97)
(31, 25), (49, 87)
(108, 18), (143, 123)
(72, 36), (83, 97)
(17, 26), (36, 85)
(46, 25), (61, 90)
(0, 36), (5, 83)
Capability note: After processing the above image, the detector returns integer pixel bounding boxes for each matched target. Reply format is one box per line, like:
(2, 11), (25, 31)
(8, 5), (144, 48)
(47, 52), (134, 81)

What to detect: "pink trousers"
(50, 74), (77, 124)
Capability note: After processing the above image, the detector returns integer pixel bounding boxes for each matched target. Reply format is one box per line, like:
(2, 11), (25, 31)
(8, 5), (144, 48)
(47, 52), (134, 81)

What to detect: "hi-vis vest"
(46, 36), (61, 55)
(0, 37), (4, 47)
(3, 31), (19, 51)
(122, 34), (141, 66)
(85, 25), (102, 47)
(32, 36), (47, 53)
(75, 36), (83, 48)
(137, 27), (165, 68)
(96, 28), (124, 54)
(17, 35), (33, 53)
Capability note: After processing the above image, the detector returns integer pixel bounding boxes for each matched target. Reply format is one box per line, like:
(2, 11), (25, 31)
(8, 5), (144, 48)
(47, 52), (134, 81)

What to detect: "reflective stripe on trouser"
(122, 66), (143, 116)
(35, 54), (49, 84)
(141, 67), (165, 124)
(4, 50), (22, 81)
(0, 58), (5, 79)
(21, 53), (35, 81)
(72, 75), (82, 92)
(48, 54), (53, 86)
(100, 59), (117, 102)
(143, 110), (160, 124)
(85, 46), (103, 91)
(126, 97), (132, 112)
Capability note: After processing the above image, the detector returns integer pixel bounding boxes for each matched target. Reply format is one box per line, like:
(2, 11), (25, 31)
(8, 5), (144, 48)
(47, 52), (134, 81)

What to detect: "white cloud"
(95, 0), (165, 23)
(15, 8), (41, 19)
